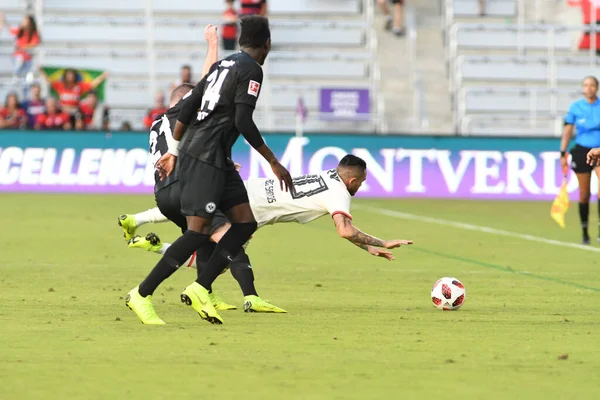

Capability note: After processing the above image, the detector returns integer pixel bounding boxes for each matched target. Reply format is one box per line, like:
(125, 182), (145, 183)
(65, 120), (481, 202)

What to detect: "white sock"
(134, 207), (168, 227)
(157, 242), (170, 254)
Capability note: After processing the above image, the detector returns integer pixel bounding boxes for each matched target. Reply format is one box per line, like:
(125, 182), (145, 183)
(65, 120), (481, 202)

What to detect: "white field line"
(358, 206), (600, 254)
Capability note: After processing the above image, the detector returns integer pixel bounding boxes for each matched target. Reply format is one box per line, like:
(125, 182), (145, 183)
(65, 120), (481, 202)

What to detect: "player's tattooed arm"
(333, 214), (413, 249)
(351, 242), (395, 261)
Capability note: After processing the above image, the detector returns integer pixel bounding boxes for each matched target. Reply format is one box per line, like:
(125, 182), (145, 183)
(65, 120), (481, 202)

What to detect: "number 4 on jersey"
(198, 69), (230, 121)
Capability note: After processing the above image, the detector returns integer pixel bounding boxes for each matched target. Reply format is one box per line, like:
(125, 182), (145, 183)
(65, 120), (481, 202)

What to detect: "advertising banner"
(319, 88), (370, 120)
(0, 130), (588, 200)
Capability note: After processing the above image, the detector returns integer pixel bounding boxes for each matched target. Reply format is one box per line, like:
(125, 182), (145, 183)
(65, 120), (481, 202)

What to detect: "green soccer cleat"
(243, 295), (287, 313)
(128, 233), (163, 253)
(209, 292), (237, 311)
(125, 286), (165, 325)
(118, 214), (137, 241)
(180, 282), (224, 324)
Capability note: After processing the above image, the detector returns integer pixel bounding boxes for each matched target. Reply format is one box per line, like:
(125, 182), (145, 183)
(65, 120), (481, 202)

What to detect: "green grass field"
(1, 194), (599, 399)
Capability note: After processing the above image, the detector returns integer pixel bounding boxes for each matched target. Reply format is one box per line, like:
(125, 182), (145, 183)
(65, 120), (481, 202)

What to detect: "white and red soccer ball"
(431, 277), (466, 310)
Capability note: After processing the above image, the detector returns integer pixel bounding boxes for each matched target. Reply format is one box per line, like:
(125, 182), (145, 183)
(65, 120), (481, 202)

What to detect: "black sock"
(196, 222), (257, 290)
(139, 230), (209, 297)
(579, 202), (590, 238)
(194, 241), (217, 275)
(229, 249), (258, 297)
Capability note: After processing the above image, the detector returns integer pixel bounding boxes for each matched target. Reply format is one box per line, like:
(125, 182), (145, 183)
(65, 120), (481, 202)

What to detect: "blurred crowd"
(0, 1), (269, 132)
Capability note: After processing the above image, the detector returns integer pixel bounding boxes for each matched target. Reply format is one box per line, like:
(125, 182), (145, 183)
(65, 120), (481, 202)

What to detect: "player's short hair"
(181, 64), (192, 71)
(170, 83), (194, 103)
(338, 154), (367, 173)
(583, 75), (599, 87)
(239, 15), (270, 49)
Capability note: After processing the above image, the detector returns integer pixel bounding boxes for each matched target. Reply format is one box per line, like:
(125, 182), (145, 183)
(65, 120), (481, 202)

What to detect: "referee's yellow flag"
(550, 168), (570, 229)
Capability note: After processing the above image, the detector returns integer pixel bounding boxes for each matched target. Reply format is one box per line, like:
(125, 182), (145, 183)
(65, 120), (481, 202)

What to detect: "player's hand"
(586, 148), (600, 166)
(156, 153), (177, 180)
(366, 246), (395, 261)
(234, 162), (242, 172)
(561, 152), (571, 170)
(271, 161), (294, 193)
(204, 24), (218, 45)
(383, 240), (413, 249)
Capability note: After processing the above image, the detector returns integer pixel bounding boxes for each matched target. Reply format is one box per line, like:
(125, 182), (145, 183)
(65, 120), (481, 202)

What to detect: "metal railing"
(456, 86), (580, 134)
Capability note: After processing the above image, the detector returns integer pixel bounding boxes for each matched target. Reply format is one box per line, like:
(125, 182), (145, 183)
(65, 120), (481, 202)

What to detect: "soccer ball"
(431, 277), (466, 310)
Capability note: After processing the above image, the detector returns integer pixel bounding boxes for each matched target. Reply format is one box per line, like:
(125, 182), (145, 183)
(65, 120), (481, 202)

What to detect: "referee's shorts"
(154, 182), (231, 235)
(570, 144), (595, 174)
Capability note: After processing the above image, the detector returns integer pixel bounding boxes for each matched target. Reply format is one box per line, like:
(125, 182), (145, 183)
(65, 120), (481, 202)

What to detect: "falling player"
(122, 155), (414, 325)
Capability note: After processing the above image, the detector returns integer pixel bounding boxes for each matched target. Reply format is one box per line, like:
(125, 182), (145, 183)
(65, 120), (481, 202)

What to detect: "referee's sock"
(579, 202), (590, 239)
(196, 222), (257, 291)
(230, 249), (259, 297)
(139, 230), (209, 297)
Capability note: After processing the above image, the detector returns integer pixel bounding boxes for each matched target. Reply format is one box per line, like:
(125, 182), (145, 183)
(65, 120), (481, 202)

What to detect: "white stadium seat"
(452, 0), (517, 17)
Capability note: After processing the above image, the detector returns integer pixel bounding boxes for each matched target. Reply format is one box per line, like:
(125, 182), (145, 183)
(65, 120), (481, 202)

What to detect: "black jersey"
(178, 51), (263, 170)
(149, 100), (185, 192)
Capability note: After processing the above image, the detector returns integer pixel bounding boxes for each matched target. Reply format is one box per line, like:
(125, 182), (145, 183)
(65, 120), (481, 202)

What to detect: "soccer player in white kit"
(127, 154), (412, 260)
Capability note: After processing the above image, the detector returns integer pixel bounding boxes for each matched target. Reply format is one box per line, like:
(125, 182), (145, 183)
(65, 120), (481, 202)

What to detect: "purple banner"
(320, 88), (370, 120)
(0, 131), (589, 200)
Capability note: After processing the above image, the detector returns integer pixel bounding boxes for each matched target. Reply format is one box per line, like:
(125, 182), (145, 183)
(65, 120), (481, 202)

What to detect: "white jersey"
(246, 169), (352, 228)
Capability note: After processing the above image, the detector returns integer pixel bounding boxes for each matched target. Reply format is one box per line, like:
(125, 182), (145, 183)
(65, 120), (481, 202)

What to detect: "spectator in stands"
(40, 68), (107, 116)
(222, 0), (238, 51)
(35, 98), (72, 131)
(21, 82), (45, 129)
(0, 92), (27, 129)
(120, 121), (133, 131)
(478, 0), (485, 16)
(377, 0), (405, 36)
(143, 92), (168, 129)
(75, 92), (99, 130)
(240, 0), (267, 16)
(0, 13), (41, 80)
(560, 76), (600, 245)
(172, 65), (194, 91)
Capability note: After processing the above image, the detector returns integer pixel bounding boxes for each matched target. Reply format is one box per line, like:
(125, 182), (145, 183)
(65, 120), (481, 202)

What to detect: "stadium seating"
(454, 55), (600, 86)
(459, 113), (561, 136)
(445, 1), (600, 135)
(0, 0), (377, 132)
(450, 24), (574, 54)
(459, 87), (579, 115)
(41, 17), (366, 48)
(43, 0), (362, 16)
(450, 0), (517, 18)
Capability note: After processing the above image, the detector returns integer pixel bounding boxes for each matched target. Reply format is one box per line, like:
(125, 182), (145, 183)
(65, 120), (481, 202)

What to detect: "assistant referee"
(560, 75), (600, 244)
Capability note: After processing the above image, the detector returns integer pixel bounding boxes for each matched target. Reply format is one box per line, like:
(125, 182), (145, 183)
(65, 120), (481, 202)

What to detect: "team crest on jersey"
(205, 202), (216, 213)
(248, 80), (260, 97)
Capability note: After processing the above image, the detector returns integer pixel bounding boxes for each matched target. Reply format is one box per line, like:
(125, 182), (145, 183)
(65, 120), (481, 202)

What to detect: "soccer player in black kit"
(126, 16), (293, 325)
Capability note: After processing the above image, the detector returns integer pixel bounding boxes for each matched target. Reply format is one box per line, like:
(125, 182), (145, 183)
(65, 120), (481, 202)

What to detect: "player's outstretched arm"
(351, 241), (395, 261)
(332, 214), (413, 249)
(202, 25), (219, 78)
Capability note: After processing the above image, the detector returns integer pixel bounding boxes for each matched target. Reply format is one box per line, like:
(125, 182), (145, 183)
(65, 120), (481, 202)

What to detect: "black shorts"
(178, 154), (249, 218)
(571, 144), (594, 174)
(390, 0), (403, 4)
(155, 182), (231, 235)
